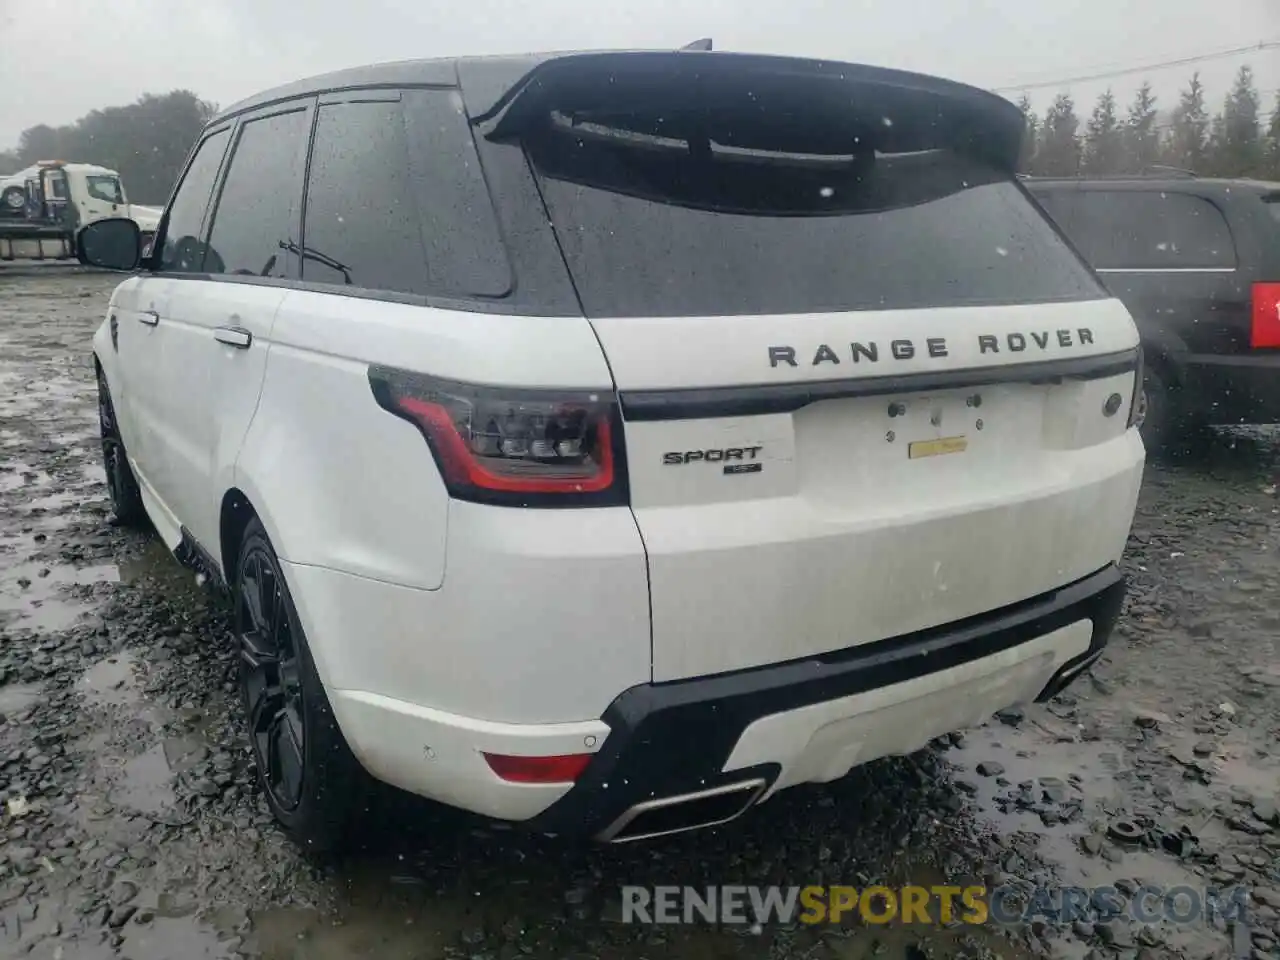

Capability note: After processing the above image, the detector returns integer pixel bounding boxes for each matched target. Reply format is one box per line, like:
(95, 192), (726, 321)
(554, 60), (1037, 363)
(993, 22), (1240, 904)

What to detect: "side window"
(1029, 190), (1075, 230)
(205, 108), (309, 278)
(160, 129), (231, 273)
(1072, 191), (1236, 270)
(1024, 189), (1075, 236)
(301, 91), (511, 298)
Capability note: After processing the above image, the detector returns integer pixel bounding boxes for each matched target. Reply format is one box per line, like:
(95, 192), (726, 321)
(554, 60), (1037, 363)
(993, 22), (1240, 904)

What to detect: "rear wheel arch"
(217, 481), (336, 683)
(219, 488), (258, 587)
(218, 489), (323, 672)
(219, 482), (297, 589)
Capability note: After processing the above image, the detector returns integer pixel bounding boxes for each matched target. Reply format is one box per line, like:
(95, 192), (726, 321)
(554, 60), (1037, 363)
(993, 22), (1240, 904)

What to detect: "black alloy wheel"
(96, 371), (145, 525)
(237, 543), (308, 812)
(1139, 362), (1207, 458)
(233, 519), (367, 853)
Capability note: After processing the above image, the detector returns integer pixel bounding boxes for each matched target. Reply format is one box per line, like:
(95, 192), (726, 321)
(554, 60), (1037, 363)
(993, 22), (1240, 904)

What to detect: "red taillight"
(1250, 283), (1280, 348)
(1128, 346), (1145, 430)
(483, 752), (593, 784)
(369, 366), (625, 507)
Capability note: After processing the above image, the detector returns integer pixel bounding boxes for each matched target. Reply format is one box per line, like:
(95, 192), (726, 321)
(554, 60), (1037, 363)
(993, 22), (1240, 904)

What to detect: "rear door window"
(525, 124), (1104, 318)
(1069, 191), (1236, 271)
(301, 90), (512, 298)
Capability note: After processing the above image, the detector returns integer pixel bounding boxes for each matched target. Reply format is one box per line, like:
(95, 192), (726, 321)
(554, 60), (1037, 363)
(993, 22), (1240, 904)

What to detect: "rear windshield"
(526, 122), (1105, 318)
(1040, 190), (1238, 271)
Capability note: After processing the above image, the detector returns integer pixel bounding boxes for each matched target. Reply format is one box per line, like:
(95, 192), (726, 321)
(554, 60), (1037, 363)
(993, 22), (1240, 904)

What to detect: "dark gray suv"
(1027, 174), (1280, 450)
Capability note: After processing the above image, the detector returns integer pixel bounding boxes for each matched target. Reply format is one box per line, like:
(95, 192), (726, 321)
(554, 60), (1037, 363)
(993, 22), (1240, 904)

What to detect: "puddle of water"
(26, 490), (82, 513)
(114, 913), (242, 960)
(954, 722), (1237, 960)
(79, 651), (141, 708)
(18, 897), (241, 960)
(1159, 725), (1280, 803)
(0, 681), (46, 715)
(0, 561), (118, 632)
(110, 742), (178, 816)
(52, 429), (97, 446)
(0, 464), (51, 493)
(250, 905), (458, 960)
(247, 876), (1041, 960)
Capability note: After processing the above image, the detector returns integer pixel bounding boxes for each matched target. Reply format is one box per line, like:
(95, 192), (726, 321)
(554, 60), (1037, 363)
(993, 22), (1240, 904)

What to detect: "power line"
(992, 39), (1280, 93)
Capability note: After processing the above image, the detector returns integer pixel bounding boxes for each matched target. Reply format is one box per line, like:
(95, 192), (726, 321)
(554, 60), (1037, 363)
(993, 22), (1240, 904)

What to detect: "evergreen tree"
(1265, 94), (1280, 181)
(1209, 65), (1263, 177)
(1123, 82), (1160, 173)
(1039, 94), (1082, 176)
(1015, 93), (1039, 173)
(1166, 73), (1210, 173)
(1083, 90), (1123, 175)
(1206, 113), (1228, 176)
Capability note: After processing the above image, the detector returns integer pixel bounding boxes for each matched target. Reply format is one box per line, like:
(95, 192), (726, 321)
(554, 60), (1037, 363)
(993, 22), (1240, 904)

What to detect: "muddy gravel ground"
(0, 264), (1276, 960)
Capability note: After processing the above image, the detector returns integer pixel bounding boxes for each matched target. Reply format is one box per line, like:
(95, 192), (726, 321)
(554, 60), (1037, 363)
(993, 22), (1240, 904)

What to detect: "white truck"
(0, 161), (162, 261)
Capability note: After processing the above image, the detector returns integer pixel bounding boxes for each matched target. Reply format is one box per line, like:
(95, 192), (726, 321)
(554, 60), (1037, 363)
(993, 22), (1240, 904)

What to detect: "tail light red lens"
(369, 366), (627, 507)
(1252, 283), (1280, 348)
(1127, 346), (1145, 430)
(483, 752), (593, 784)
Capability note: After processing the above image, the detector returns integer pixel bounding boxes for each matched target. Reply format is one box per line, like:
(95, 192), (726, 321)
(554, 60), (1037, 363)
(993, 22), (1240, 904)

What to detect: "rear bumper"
(1179, 352), (1280, 423)
(528, 564), (1125, 840)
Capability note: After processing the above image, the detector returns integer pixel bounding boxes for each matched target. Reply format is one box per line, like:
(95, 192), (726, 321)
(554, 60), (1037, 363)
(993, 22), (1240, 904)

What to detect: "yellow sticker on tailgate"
(908, 436), (969, 460)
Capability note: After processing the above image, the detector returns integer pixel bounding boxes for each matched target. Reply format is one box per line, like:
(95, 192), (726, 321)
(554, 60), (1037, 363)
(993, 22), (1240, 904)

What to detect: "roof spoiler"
(470, 51), (1025, 171)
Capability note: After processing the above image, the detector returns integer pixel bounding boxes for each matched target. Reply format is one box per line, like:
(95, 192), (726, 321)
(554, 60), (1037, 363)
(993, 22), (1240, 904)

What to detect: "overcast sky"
(1, 0), (1276, 149)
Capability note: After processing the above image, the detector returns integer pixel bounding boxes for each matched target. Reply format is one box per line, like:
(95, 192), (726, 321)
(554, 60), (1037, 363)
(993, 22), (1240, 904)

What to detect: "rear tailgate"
(595, 304), (1140, 681)
(510, 52), (1144, 681)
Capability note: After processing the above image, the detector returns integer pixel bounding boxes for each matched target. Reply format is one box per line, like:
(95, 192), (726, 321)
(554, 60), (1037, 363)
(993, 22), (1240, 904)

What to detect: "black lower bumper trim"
(528, 565), (1126, 838)
(1180, 353), (1280, 423)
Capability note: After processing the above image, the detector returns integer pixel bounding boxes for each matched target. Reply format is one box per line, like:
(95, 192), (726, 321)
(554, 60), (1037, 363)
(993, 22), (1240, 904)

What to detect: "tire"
(1, 185), (25, 211)
(234, 518), (368, 854)
(97, 371), (146, 527)
(1138, 361), (1204, 457)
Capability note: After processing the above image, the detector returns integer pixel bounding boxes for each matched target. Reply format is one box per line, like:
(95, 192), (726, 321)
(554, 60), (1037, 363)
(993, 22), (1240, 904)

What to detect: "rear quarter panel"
(236, 288), (616, 591)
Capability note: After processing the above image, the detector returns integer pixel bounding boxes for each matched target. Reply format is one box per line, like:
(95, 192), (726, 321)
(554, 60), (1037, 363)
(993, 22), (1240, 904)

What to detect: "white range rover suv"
(78, 49), (1145, 851)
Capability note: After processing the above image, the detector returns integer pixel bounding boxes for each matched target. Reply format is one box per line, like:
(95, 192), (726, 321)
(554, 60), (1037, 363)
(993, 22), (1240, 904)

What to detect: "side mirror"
(76, 218), (142, 271)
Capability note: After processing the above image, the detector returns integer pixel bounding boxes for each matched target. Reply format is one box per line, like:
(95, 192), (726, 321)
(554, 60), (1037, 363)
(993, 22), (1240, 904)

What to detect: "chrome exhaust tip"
(596, 778), (768, 844)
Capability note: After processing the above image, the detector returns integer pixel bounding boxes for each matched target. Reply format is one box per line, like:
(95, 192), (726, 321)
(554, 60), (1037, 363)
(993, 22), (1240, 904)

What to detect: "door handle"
(138, 310), (159, 326)
(214, 326), (252, 349)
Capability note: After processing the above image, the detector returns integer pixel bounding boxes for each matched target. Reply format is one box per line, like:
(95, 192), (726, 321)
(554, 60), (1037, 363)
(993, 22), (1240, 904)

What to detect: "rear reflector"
(1250, 283), (1280, 348)
(483, 752), (593, 784)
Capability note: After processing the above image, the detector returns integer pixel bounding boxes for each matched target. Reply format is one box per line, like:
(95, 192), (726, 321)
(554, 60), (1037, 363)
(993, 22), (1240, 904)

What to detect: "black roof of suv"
(1025, 174), (1280, 445)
